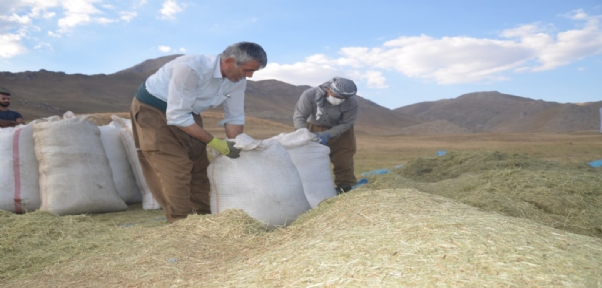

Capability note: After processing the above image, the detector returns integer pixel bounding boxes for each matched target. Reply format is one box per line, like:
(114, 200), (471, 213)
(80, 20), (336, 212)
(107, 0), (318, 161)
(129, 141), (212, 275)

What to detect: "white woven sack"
(271, 129), (337, 208)
(33, 115), (127, 215)
(111, 115), (161, 210)
(0, 123), (42, 213)
(99, 121), (142, 204)
(209, 134), (311, 228)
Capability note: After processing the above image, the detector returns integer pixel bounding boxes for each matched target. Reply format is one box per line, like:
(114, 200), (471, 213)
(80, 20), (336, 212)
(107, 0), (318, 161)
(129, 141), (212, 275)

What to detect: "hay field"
(1, 113), (602, 287)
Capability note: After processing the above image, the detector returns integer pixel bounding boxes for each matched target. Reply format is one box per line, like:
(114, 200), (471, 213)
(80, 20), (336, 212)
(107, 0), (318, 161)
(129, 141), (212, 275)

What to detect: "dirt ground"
(4, 113), (598, 287)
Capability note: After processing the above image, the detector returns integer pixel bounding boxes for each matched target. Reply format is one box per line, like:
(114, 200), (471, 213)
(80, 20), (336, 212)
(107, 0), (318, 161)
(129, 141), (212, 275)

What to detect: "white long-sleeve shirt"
(145, 54), (246, 127)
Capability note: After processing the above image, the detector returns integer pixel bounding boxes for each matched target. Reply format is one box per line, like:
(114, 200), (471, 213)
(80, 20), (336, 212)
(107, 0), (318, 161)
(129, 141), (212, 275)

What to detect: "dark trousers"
(307, 124), (357, 186)
(130, 98), (210, 223)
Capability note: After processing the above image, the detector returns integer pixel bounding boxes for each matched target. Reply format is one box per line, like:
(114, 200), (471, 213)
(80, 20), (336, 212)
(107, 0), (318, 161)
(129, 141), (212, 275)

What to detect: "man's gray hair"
(221, 42), (267, 68)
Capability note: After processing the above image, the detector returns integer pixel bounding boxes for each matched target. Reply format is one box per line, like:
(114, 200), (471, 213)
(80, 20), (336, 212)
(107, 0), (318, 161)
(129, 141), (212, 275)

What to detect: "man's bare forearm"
(224, 124), (243, 139)
(0, 119), (18, 128)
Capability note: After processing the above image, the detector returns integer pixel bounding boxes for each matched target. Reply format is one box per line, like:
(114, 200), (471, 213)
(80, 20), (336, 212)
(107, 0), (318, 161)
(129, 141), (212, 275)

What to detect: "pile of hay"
(2, 189), (601, 287)
(359, 150), (602, 239)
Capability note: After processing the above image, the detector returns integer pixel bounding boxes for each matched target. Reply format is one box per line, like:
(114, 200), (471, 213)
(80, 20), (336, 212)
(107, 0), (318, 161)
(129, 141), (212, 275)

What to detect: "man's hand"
(0, 119), (18, 128)
(314, 131), (331, 145)
(207, 138), (241, 158)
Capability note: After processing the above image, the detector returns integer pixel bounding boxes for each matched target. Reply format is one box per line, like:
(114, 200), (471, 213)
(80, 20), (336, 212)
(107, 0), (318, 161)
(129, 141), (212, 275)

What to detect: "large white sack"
(99, 121), (142, 204)
(33, 115), (127, 215)
(209, 134), (311, 228)
(0, 123), (43, 213)
(271, 129), (337, 208)
(111, 115), (161, 210)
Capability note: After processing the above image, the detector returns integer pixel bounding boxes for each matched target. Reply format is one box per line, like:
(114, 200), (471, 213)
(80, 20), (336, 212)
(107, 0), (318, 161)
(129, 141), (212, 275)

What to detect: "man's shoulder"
(180, 54), (220, 77)
(184, 54), (218, 65)
(342, 96), (359, 109)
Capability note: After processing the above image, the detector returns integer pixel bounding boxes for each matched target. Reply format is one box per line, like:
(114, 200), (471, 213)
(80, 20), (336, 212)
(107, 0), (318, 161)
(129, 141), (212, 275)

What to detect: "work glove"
(313, 131), (331, 145)
(207, 138), (241, 159)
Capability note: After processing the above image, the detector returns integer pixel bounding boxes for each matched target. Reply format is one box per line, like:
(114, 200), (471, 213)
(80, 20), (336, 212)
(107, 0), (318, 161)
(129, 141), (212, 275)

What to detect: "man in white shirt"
(130, 42), (267, 222)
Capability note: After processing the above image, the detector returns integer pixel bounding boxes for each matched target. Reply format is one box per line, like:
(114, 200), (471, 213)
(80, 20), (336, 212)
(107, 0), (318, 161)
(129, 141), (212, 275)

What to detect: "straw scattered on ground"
(2, 189), (602, 287)
(358, 150), (602, 239)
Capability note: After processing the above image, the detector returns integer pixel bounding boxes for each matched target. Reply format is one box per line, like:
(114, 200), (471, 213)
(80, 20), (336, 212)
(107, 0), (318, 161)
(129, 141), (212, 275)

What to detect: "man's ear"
(224, 57), (236, 67)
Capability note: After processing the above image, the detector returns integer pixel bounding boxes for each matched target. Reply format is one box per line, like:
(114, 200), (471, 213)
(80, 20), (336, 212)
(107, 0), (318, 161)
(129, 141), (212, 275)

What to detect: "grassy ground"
(354, 131), (602, 174)
(2, 114), (602, 287)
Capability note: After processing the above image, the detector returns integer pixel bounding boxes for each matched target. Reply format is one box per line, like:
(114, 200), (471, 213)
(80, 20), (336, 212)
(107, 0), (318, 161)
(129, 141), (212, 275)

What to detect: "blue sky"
(1, 0), (601, 109)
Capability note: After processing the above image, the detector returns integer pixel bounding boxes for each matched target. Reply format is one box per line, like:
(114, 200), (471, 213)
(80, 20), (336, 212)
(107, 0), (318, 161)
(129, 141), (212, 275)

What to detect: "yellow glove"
(207, 138), (241, 158)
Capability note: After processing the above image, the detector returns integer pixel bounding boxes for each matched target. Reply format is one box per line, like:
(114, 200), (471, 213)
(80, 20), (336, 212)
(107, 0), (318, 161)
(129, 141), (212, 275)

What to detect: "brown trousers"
(307, 124), (357, 186)
(130, 98), (211, 223)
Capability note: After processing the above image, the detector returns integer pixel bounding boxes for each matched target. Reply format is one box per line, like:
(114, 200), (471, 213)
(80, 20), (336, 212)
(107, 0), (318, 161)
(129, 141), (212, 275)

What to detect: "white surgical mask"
(327, 96), (345, 105)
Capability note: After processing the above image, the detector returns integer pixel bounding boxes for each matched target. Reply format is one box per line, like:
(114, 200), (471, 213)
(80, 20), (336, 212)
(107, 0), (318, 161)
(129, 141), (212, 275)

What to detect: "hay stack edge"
(2, 188), (601, 287)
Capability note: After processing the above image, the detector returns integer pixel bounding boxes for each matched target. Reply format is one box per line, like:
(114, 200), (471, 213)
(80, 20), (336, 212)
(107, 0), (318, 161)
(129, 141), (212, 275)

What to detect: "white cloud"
(529, 10), (602, 71)
(253, 62), (346, 86)
(56, 0), (104, 33)
(158, 45), (171, 52)
(0, 13), (32, 26)
(0, 0), (147, 59)
(43, 11), (55, 19)
(353, 70), (389, 89)
(48, 30), (61, 37)
(120, 11), (136, 22)
(34, 42), (52, 51)
(0, 33), (27, 58)
(179, 47), (186, 53)
(159, 0), (183, 20)
(267, 10), (602, 85)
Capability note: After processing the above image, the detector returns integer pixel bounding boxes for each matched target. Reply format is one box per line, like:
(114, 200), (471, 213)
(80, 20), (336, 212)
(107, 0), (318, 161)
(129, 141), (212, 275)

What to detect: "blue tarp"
(589, 159), (602, 168)
(361, 169), (390, 176)
(351, 178), (369, 190)
(437, 150), (447, 156)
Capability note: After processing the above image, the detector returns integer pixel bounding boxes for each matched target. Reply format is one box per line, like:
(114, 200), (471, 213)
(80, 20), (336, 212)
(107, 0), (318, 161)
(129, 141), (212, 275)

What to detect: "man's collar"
(213, 54), (224, 79)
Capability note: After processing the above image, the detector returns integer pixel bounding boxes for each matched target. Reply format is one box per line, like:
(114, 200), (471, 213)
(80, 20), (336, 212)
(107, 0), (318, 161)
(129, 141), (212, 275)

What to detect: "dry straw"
(359, 150), (602, 239)
(2, 119), (601, 287)
(2, 187), (602, 287)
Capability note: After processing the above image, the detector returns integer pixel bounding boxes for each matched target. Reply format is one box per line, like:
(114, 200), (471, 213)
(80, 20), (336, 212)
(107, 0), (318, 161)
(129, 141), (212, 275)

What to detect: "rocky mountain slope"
(1, 55), (599, 134)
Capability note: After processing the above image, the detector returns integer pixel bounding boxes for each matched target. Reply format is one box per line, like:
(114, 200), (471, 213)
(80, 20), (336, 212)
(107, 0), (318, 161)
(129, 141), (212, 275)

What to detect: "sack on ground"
(33, 115), (127, 215)
(111, 115), (161, 210)
(0, 123), (44, 213)
(99, 120), (142, 204)
(209, 134), (311, 228)
(271, 129), (337, 208)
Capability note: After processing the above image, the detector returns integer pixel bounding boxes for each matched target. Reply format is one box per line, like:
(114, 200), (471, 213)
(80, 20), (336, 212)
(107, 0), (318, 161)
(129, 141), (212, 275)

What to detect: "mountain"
(394, 91), (601, 133)
(1, 55), (599, 134)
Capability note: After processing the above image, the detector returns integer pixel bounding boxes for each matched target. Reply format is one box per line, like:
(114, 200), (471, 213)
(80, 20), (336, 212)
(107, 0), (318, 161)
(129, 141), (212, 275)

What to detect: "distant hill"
(1, 55), (599, 134)
(395, 91), (601, 133)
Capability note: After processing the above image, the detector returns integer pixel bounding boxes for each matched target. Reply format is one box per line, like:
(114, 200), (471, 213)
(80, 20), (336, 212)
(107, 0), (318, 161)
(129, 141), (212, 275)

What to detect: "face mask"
(327, 96), (345, 105)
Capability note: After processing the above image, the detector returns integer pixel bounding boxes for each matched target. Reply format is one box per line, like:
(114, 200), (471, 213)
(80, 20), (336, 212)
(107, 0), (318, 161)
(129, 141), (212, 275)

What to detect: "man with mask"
(130, 41), (267, 223)
(293, 77), (359, 194)
(0, 87), (25, 128)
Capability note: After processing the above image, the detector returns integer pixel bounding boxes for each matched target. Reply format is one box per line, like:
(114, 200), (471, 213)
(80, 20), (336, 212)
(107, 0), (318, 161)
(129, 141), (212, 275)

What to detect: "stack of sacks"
(208, 134), (311, 228)
(33, 115), (127, 215)
(98, 119), (142, 205)
(0, 117), (58, 213)
(111, 115), (161, 210)
(270, 128), (337, 208)
(0, 112), (163, 215)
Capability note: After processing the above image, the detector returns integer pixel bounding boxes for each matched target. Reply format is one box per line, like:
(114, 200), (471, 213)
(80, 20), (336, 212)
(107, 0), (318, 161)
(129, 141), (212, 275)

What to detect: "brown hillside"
(2, 55), (599, 134)
(395, 91), (600, 133)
